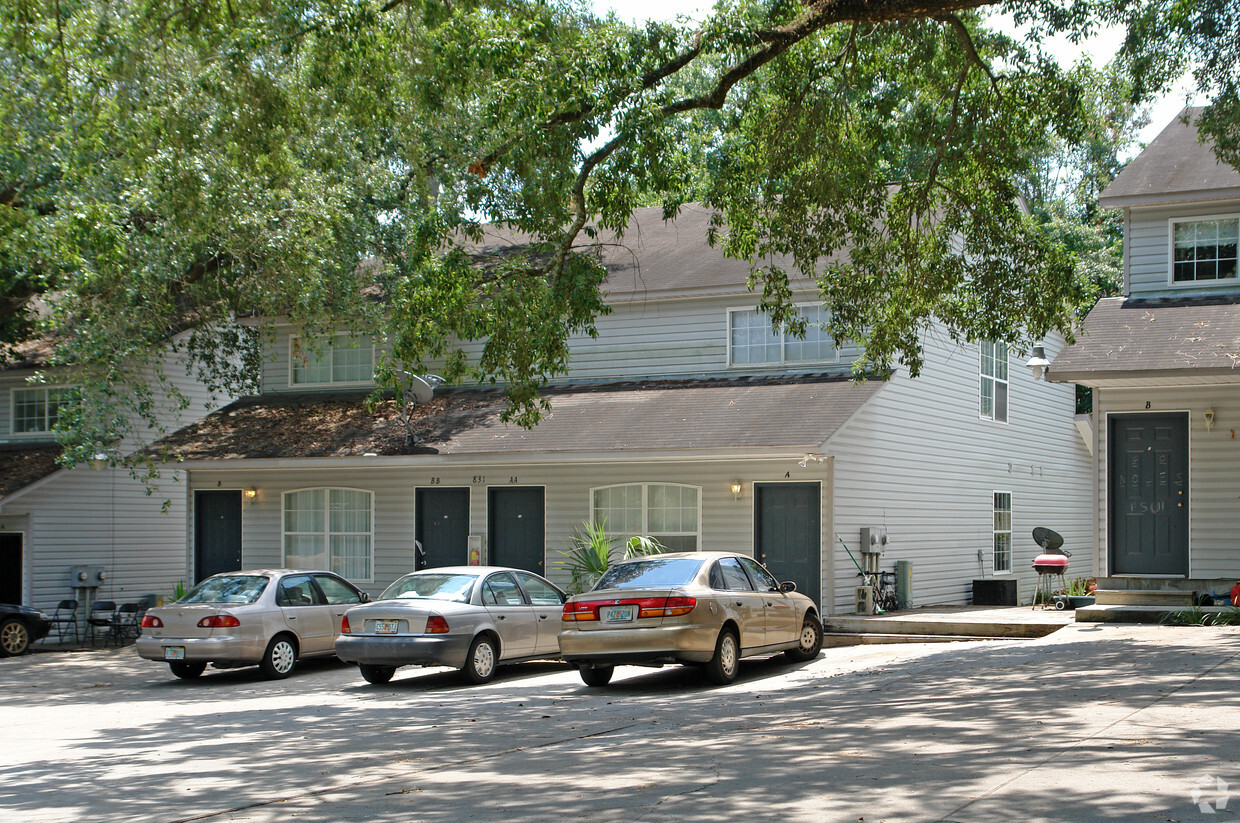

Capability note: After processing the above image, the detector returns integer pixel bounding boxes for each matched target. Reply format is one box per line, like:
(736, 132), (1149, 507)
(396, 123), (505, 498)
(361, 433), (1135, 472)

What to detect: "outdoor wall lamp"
(798, 454), (825, 468)
(1025, 345), (1050, 381)
(1205, 408), (1216, 432)
(731, 481), (742, 499)
(245, 487), (258, 501)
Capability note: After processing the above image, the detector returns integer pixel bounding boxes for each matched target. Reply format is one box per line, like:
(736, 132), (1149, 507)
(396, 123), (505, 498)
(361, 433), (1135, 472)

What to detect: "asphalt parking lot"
(2, 624), (1239, 823)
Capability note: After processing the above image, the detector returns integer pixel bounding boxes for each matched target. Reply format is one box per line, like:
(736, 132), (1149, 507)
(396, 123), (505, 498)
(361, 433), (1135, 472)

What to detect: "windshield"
(380, 573), (477, 603)
(180, 575), (269, 605)
(594, 557), (703, 590)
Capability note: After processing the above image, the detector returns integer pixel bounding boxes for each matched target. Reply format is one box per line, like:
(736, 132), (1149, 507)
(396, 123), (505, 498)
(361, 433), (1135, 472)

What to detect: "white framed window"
(283, 488), (373, 581)
(979, 341), (1008, 423)
(1170, 215), (1238, 284)
(993, 491), (1012, 574)
(11, 386), (75, 435)
(591, 483), (701, 552)
(289, 333), (375, 386)
(728, 303), (839, 367)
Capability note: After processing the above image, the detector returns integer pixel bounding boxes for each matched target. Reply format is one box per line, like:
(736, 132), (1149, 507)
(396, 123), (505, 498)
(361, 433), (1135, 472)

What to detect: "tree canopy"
(1, 0), (1236, 457)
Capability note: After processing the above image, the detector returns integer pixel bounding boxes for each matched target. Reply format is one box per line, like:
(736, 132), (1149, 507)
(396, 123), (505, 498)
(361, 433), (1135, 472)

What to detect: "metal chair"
(45, 599), (80, 645)
(86, 600), (118, 647)
(115, 603), (143, 643)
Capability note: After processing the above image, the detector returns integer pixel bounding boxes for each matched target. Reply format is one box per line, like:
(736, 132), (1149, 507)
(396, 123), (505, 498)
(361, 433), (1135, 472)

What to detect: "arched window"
(283, 488), (373, 581)
(591, 483), (701, 552)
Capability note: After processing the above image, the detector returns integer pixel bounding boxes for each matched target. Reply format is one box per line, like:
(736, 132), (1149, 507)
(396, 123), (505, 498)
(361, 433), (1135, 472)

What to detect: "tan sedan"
(559, 551), (822, 686)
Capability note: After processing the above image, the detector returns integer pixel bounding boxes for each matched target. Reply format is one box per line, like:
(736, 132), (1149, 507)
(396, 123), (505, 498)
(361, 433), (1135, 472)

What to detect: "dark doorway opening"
(416, 487), (470, 569)
(194, 490), (243, 582)
(0, 533), (22, 603)
(754, 482), (821, 603)
(488, 487), (546, 572)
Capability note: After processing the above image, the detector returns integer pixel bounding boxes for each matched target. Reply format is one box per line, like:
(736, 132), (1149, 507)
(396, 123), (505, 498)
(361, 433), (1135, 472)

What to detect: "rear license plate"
(602, 605), (635, 623)
(374, 620), (399, 634)
(163, 646), (186, 660)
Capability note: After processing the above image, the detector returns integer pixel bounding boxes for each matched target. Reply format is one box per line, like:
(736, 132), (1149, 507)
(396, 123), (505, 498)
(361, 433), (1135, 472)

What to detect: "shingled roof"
(155, 374), (885, 461)
(1100, 107), (1240, 208)
(0, 444), (64, 499)
(1049, 296), (1240, 384)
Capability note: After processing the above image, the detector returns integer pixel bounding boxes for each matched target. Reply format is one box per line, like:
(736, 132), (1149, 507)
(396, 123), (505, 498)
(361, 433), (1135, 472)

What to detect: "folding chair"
(115, 603), (143, 644)
(45, 599), (80, 645)
(87, 600), (118, 647)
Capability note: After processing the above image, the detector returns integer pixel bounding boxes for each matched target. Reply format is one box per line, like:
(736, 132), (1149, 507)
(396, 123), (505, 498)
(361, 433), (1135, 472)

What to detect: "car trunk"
(566, 588), (691, 631)
(146, 604), (235, 638)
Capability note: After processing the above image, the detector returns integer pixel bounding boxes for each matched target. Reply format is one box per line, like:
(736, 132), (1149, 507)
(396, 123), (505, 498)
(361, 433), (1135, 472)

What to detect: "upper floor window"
(979, 341), (1008, 423)
(290, 334), (374, 386)
(283, 487), (373, 581)
(592, 483), (700, 552)
(1172, 217), (1238, 283)
(729, 304), (838, 367)
(993, 492), (1012, 574)
(11, 386), (76, 435)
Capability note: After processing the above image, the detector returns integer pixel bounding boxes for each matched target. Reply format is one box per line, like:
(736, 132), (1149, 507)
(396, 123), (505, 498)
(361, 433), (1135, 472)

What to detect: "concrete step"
(1092, 589), (1194, 607)
(1096, 577), (1236, 593)
(1075, 604), (1235, 624)
(823, 615), (1061, 639)
(822, 633), (1005, 648)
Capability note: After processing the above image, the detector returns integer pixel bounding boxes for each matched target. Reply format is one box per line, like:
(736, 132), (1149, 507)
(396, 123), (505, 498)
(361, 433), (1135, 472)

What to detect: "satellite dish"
(404, 374), (434, 405)
(1032, 527), (1068, 555)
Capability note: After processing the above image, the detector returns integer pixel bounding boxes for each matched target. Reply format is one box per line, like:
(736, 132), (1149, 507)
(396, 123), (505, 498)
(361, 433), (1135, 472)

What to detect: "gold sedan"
(559, 551), (822, 686)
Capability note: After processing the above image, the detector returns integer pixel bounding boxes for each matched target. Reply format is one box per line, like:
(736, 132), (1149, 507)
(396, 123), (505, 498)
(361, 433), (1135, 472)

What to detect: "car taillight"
(425, 615), (449, 634)
(340, 615), (351, 634)
(197, 615), (240, 628)
(637, 596), (697, 618)
(141, 615), (163, 628)
(562, 602), (599, 622)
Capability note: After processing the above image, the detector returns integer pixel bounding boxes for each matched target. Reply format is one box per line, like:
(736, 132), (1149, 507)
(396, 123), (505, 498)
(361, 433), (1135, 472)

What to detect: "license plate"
(374, 620), (399, 634)
(602, 605), (635, 623)
(163, 646), (186, 660)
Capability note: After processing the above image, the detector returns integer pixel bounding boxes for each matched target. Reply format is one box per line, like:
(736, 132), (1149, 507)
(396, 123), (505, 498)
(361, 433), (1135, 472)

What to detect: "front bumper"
(558, 623), (718, 666)
(135, 633), (265, 665)
(334, 633), (474, 669)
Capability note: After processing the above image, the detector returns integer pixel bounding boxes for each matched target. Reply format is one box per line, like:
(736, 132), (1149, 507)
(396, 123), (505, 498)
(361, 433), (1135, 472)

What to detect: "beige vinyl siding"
(1126, 199), (1240, 298)
(827, 330), (1094, 608)
(1095, 385), (1240, 578)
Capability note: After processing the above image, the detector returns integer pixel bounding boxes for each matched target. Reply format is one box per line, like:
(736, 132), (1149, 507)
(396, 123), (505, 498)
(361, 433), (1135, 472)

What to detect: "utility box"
(972, 578), (1018, 606)
(896, 560), (913, 610)
(855, 585), (874, 615)
(859, 527), (887, 554)
(467, 534), (484, 565)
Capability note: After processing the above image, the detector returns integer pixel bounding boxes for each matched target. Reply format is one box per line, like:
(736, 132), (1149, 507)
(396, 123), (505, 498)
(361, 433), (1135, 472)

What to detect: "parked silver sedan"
(135, 569), (368, 680)
(559, 551), (823, 687)
(334, 566), (566, 685)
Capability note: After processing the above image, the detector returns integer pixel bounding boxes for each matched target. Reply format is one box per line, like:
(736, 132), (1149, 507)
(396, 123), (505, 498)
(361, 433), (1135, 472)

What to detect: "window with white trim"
(591, 483), (700, 552)
(993, 492), (1012, 574)
(11, 386), (76, 434)
(283, 488), (373, 581)
(290, 334), (374, 386)
(979, 341), (1008, 423)
(1172, 216), (1238, 283)
(729, 304), (838, 366)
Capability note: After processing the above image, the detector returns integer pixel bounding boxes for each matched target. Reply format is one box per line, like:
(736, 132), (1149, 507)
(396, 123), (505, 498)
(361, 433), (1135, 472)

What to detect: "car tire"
(579, 664), (614, 687)
(704, 628), (739, 685)
(360, 664), (396, 685)
(259, 634), (298, 680)
(0, 617), (30, 656)
(785, 616), (824, 663)
(169, 661), (207, 680)
(462, 634), (497, 684)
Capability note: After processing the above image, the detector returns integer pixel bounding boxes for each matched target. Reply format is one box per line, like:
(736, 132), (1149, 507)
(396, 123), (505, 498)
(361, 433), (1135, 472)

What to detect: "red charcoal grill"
(1031, 527), (1071, 609)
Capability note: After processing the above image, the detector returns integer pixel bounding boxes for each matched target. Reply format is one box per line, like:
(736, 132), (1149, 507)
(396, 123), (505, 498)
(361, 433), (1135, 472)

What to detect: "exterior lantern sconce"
(1025, 345), (1050, 381)
(731, 481), (742, 499)
(798, 454), (825, 468)
(1205, 408), (1216, 432)
(245, 487), (258, 502)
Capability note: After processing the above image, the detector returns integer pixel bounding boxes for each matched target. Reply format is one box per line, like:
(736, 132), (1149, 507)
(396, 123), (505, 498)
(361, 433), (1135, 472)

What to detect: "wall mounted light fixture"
(1025, 345), (1050, 381)
(1205, 408), (1216, 432)
(245, 487), (258, 501)
(731, 481), (742, 499)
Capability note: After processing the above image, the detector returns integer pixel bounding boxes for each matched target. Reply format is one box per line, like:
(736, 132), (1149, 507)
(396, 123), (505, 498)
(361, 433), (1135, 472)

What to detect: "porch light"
(1025, 345), (1050, 381)
(1205, 408), (1216, 432)
(731, 481), (742, 499)
(245, 487), (258, 501)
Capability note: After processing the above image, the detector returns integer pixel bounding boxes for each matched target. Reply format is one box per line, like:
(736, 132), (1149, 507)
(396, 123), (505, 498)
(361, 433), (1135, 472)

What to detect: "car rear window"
(380, 573), (477, 603)
(181, 576), (269, 604)
(594, 557), (703, 590)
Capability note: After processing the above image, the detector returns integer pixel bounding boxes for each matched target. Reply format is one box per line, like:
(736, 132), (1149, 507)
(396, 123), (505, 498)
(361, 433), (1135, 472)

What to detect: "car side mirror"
(360, 592), (371, 603)
(780, 581), (797, 593)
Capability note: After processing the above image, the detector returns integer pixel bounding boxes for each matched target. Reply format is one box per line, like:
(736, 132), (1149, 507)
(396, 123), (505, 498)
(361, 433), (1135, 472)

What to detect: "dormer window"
(728, 304), (838, 367)
(11, 386), (76, 435)
(290, 334), (374, 386)
(1171, 216), (1238, 283)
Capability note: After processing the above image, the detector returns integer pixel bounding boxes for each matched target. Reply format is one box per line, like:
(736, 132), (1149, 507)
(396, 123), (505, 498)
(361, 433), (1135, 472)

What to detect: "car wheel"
(0, 618), (30, 656)
(169, 661), (207, 680)
(705, 629), (739, 685)
(579, 664), (614, 687)
(462, 634), (497, 684)
(785, 616), (824, 662)
(359, 664), (396, 685)
(259, 634), (298, 680)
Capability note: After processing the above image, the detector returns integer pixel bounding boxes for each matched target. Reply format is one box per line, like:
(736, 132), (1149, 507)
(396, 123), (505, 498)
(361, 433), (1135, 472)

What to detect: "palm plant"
(557, 521), (666, 594)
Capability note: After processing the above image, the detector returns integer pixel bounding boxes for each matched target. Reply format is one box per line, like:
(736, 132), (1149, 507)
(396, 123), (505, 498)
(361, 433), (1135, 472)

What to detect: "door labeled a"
(194, 491), (243, 583)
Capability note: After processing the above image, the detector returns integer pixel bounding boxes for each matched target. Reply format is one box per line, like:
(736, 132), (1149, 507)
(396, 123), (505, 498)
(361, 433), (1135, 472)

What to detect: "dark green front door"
(754, 482), (821, 602)
(194, 491), (243, 582)
(488, 487), (546, 573)
(1109, 413), (1189, 576)
(0, 533), (21, 603)
(416, 488), (470, 569)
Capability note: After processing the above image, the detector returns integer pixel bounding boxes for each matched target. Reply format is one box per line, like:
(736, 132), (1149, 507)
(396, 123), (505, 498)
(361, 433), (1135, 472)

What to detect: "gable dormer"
(1101, 107), (1240, 300)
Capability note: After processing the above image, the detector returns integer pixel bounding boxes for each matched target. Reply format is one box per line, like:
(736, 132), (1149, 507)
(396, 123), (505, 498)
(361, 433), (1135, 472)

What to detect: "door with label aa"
(194, 491), (243, 583)
(754, 482), (821, 605)
(488, 487), (546, 573)
(415, 488), (470, 569)
(1109, 413), (1189, 576)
